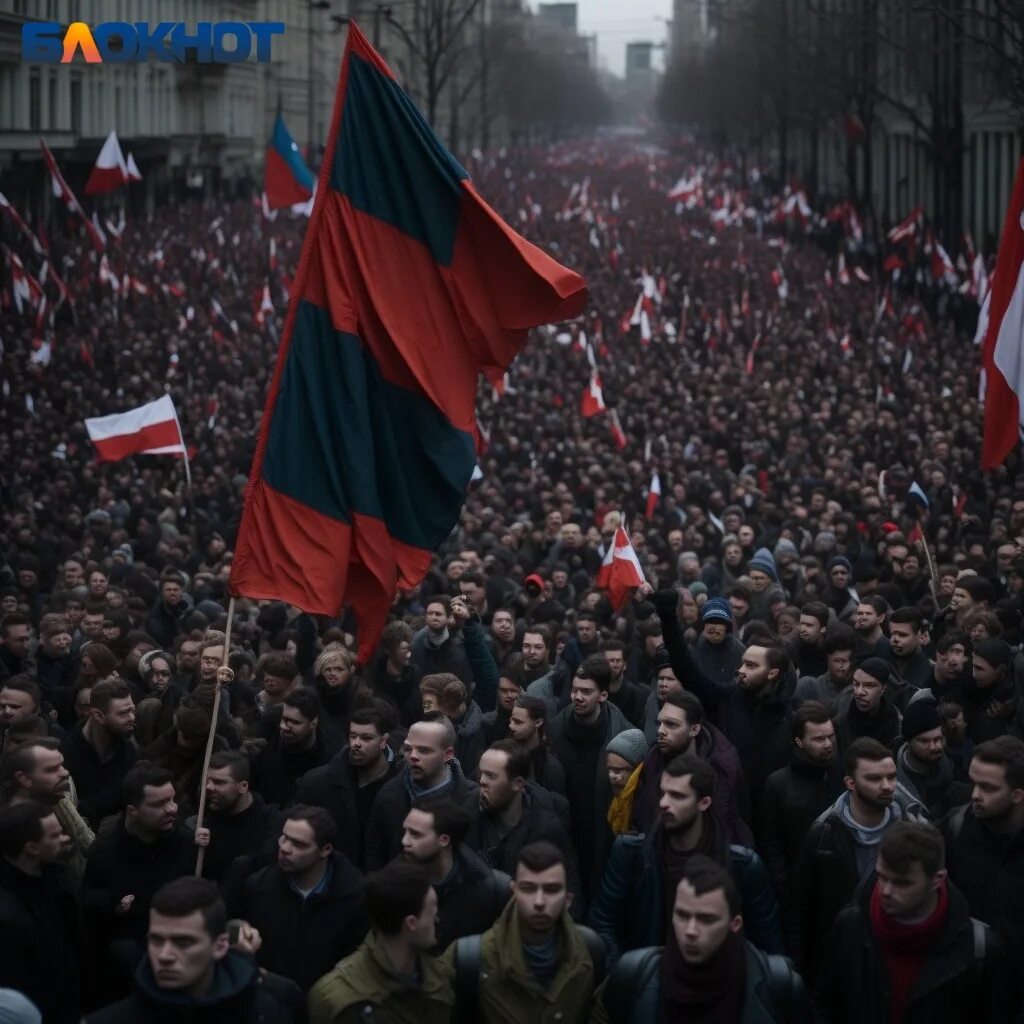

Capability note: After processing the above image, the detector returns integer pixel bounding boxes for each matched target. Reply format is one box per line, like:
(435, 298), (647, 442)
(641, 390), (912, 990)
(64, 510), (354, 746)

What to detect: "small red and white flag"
(982, 158), (1024, 468)
(254, 280), (274, 325)
(85, 395), (189, 466)
(597, 525), (646, 611)
(125, 152), (143, 182)
(645, 472), (661, 520)
(888, 206), (923, 243)
(40, 140), (105, 250)
(85, 131), (129, 195)
(581, 371), (606, 417)
(609, 409), (627, 449)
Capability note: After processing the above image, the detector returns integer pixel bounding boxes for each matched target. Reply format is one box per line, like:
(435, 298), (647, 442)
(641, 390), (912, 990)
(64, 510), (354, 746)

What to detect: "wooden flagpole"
(194, 594), (234, 877)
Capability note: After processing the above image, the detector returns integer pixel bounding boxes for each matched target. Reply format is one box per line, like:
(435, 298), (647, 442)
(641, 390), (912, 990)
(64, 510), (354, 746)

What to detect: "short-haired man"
(59, 678), (138, 827)
(507, 694), (566, 795)
(86, 876), (296, 1023)
(482, 674), (522, 746)
(887, 606), (933, 694)
(232, 805), (367, 991)
(835, 657), (902, 751)
(368, 621), (422, 727)
(191, 750), (284, 883)
(853, 595), (891, 661)
(963, 638), (1018, 742)
(364, 715), (479, 870)
(34, 613), (80, 702)
(602, 638), (651, 729)
(757, 701), (844, 905)
(942, 736), (1024, 961)
(794, 628), (857, 707)
(791, 737), (924, 983)
(895, 700), (970, 819)
(630, 689), (752, 845)
(815, 822), (1013, 1022)
(0, 675), (59, 741)
(914, 630), (969, 704)
(253, 688), (331, 808)
(489, 608), (519, 675)
(400, 798), (510, 950)
(448, 842), (601, 1022)
(466, 741), (582, 911)
(0, 801), (81, 1024)
(594, 857), (808, 1022)
(145, 572), (190, 651)
(792, 601), (830, 678)
(547, 654), (630, 898)
(308, 861), (454, 1023)
(295, 702), (402, 869)
(411, 596), (473, 684)
(0, 613), (33, 684)
(589, 753), (782, 965)
(950, 576), (995, 627)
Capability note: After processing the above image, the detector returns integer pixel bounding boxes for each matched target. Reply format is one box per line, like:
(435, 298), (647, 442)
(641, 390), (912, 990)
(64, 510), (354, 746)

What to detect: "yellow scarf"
(607, 761), (644, 835)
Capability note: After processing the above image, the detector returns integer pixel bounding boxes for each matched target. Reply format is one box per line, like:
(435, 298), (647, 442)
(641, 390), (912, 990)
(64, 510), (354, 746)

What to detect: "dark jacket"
(588, 821), (783, 966)
(461, 616), (499, 712)
(190, 794), (284, 883)
(233, 850), (368, 991)
(454, 699), (487, 777)
(594, 942), (809, 1024)
(144, 598), (188, 651)
(814, 881), (1013, 1023)
(0, 858), (82, 1024)
(411, 628), (473, 685)
(433, 845), (511, 952)
(294, 746), (402, 869)
(894, 745), (970, 821)
(59, 720), (138, 827)
(83, 819), (197, 946)
(367, 655), (422, 729)
(529, 743), (567, 797)
(886, 647), (934, 693)
(253, 730), (332, 810)
(631, 723), (753, 845)
(86, 950), (297, 1024)
(756, 750), (845, 903)
(481, 707), (511, 747)
(547, 701), (631, 897)
(655, 591), (794, 805)
(691, 633), (745, 690)
(941, 803), (1024, 958)
(364, 762), (479, 871)
(835, 700), (902, 752)
(607, 678), (652, 730)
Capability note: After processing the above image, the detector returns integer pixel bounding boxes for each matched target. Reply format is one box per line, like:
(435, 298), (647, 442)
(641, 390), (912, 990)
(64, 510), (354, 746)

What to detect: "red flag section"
(597, 526), (646, 610)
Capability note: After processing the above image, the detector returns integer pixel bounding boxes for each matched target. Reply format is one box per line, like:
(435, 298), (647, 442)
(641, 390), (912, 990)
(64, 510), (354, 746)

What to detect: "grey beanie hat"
(606, 729), (649, 768)
(0, 990), (41, 1024)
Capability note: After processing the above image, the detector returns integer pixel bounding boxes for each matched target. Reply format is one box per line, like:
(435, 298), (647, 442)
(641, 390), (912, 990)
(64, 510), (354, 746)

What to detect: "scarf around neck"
(659, 926), (747, 1024)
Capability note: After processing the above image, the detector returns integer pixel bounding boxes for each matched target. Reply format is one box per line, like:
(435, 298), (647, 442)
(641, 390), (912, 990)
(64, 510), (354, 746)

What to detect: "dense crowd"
(0, 131), (1022, 1022)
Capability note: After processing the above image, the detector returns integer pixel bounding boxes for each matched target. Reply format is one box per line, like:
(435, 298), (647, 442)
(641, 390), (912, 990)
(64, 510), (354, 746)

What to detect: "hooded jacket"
(86, 951), (297, 1024)
(308, 929), (455, 1024)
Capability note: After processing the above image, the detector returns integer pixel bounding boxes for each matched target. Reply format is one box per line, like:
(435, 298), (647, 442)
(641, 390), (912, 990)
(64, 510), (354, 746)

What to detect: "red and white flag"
(888, 206), (923, 243)
(609, 409), (627, 449)
(645, 472), (661, 520)
(40, 140), (105, 250)
(597, 526), (646, 610)
(125, 152), (143, 182)
(581, 371), (606, 417)
(982, 158), (1024, 468)
(85, 395), (187, 464)
(85, 131), (129, 195)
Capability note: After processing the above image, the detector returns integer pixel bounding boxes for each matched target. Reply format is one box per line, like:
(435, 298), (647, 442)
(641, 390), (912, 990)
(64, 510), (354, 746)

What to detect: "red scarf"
(869, 878), (949, 1024)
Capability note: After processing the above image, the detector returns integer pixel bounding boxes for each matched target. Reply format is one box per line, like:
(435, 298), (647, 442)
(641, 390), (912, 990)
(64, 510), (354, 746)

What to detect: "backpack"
(454, 925), (606, 1024)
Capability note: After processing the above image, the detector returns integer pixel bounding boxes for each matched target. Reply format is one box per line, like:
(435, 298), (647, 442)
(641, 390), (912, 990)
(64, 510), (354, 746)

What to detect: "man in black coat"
(191, 750), (283, 883)
(756, 700), (844, 906)
(60, 677), (138, 827)
(815, 822), (1013, 1023)
(363, 715), (478, 871)
(603, 638), (650, 729)
(835, 658), (903, 752)
(0, 802), (83, 1024)
(294, 702), (403, 869)
(252, 688), (331, 810)
(465, 740), (583, 914)
(230, 805), (367, 992)
(399, 798), (510, 952)
(144, 572), (190, 652)
(895, 700), (970, 820)
(86, 876), (297, 1023)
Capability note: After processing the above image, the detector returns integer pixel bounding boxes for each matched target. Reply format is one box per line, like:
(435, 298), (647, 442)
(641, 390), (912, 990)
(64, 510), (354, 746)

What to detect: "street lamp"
(308, 0), (332, 160)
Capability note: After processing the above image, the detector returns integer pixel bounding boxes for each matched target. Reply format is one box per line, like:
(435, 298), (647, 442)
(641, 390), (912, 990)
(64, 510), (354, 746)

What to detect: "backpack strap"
(971, 917), (986, 980)
(947, 804), (968, 842)
(602, 948), (660, 1022)
(762, 952), (802, 1024)
(576, 925), (607, 985)
(453, 934), (482, 1024)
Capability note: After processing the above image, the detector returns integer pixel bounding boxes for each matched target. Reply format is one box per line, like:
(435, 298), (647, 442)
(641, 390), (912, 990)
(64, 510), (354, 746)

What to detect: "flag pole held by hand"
(194, 595), (235, 877)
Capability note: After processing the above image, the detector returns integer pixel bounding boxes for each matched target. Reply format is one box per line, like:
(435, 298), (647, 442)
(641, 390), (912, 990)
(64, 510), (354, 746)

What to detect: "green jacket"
(445, 899), (596, 1024)
(308, 929), (455, 1024)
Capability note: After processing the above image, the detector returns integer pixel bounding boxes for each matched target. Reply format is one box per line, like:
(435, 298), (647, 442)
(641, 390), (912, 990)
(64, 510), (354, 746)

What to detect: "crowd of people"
(0, 129), (1023, 1022)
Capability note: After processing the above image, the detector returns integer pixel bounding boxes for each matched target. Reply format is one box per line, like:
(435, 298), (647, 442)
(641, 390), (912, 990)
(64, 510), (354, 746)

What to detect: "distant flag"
(85, 394), (189, 467)
(907, 481), (930, 509)
(0, 192), (44, 256)
(230, 23), (587, 663)
(597, 525), (646, 610)
(40, 140), (105, 250)
(125, 152), (143, 182)
(254, 280), (274, 326)
(981, 158), (1024, 469)
(85, 130), (128, 194)
(581, 371), (606, 417)
(263, 113), (315, 210)
(609, 409), (627, 449)
(645, 471), (661, 520)
(888, 206), (923, 243)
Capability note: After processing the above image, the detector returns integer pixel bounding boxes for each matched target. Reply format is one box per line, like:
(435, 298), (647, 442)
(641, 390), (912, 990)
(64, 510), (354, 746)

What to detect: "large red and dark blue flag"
(231, 23), (586, 660)
(263, 113), (315, 210)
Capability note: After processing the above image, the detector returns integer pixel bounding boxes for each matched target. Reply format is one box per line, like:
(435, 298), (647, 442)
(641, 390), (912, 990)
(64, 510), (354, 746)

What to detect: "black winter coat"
(0, 858), (83, 1024)
(232, 850), (368, 991)
(59, 721), (138, 827)
(253, 730), (332, 810)
(364, 763), (479, 872)
(192, 794), (284, 883)
(433, 845), (511, 952)
(814, 882), (1014, 1023)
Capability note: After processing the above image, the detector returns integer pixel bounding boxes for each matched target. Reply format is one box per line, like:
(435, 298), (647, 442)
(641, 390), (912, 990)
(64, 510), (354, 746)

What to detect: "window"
(48, 70), (57, 130)
(70, 75), (82, 134)
(29, 70), (41, 131)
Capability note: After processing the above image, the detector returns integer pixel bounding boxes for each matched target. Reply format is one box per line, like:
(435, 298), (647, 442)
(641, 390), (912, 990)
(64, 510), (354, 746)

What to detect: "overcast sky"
(573, 0), (671, 77)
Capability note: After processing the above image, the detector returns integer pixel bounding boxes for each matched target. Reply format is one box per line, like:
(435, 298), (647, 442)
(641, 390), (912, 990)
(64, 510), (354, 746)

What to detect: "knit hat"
(680, 551), (700, 565)
(606, 729), (649, 768)
(688, 581), (709, 598)
(827, 555), (853, 575)
(773, 538), (799, 562)
(901, 700), (942, 742)
(747, 547), (778, 582)
(700, 597), (733, 626)
(858, 657), (892, 685)
(814, 531), (838, 554)
(972, 638), (1014, 670)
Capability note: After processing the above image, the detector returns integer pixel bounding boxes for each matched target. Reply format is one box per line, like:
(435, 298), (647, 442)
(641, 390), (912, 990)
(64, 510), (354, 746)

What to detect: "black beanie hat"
(901, 700), (942, 742)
